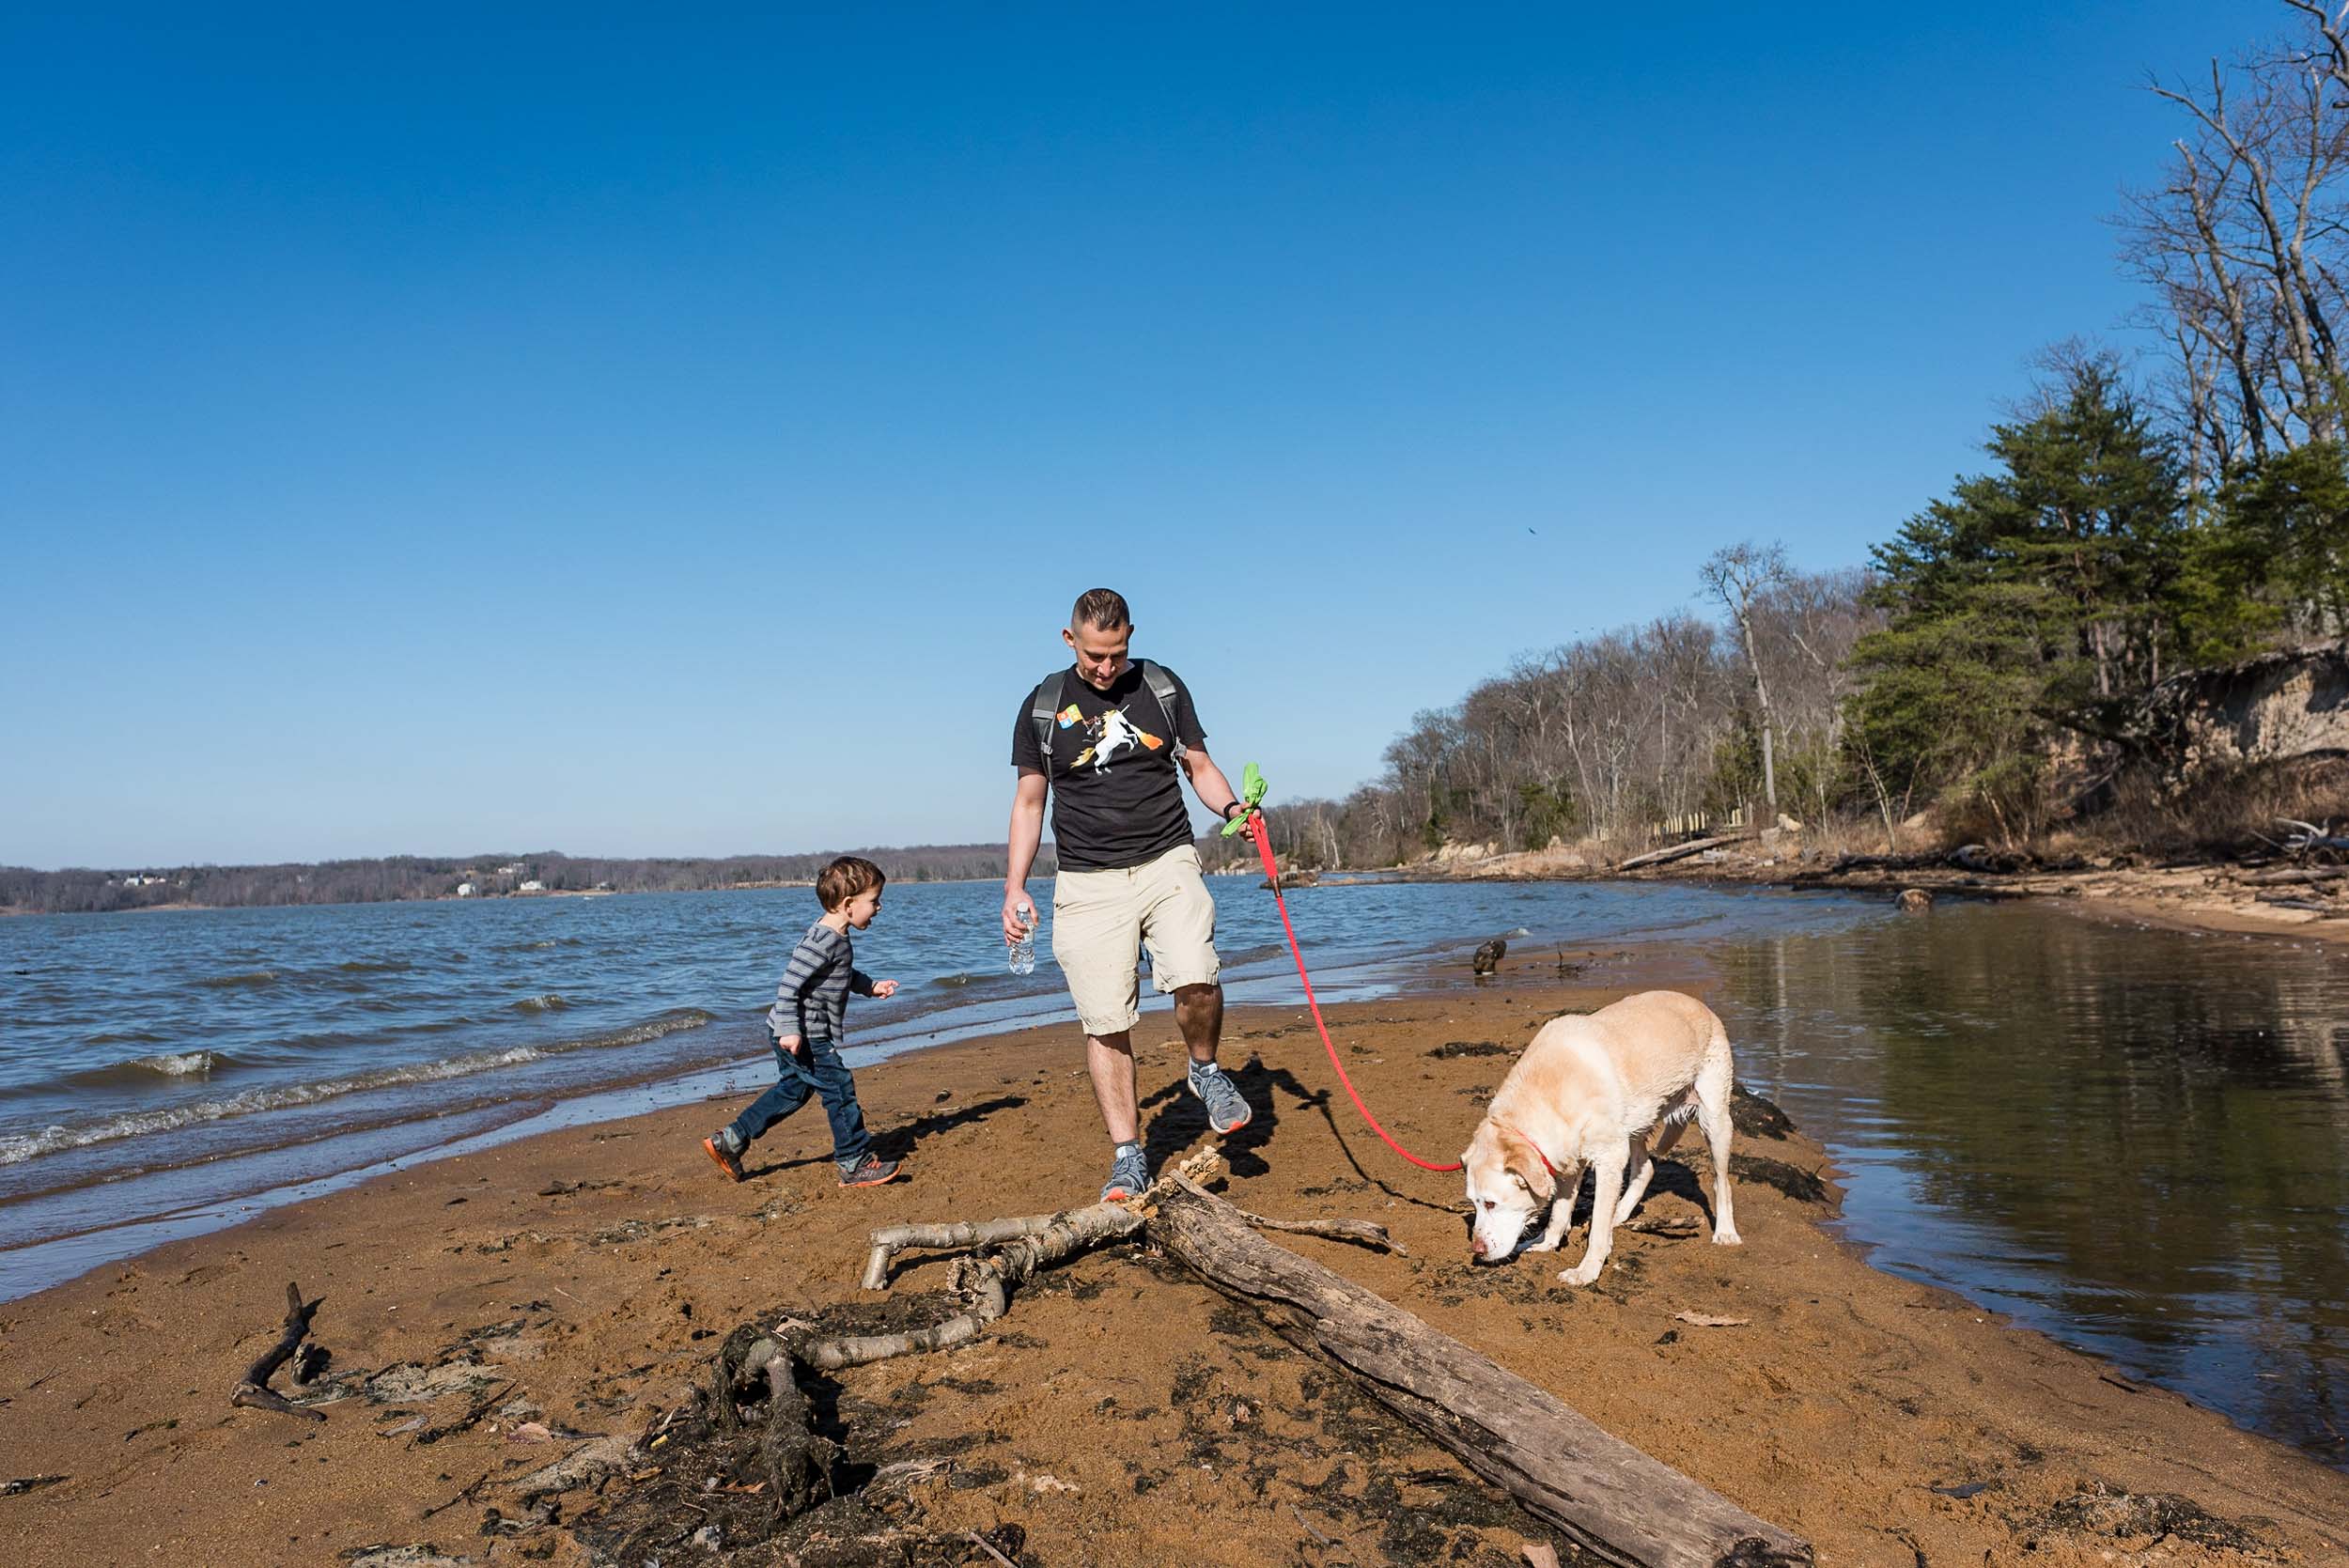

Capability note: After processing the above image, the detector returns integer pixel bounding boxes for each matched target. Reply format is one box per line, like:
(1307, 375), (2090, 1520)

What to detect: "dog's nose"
(1470, 1235), (1487, 1258)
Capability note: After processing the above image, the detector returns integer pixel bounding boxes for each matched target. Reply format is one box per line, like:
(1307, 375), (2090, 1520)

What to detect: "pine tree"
(1847, 362), (2187, 835)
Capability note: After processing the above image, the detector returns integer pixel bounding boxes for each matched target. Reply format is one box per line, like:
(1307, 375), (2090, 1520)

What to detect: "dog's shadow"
(1508, 1154), (1717, 1260)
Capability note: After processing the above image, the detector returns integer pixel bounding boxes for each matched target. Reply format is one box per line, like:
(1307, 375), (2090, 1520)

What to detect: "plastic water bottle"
(1008, 902), (1038, 976)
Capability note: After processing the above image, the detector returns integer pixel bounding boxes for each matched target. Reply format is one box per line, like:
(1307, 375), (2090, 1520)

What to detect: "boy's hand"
(872, 979), (899, 999)
(778, 1033), (806, 1058)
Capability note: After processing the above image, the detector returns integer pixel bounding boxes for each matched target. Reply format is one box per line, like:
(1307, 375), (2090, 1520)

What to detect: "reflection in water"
(1715, 905), (2349, 1467)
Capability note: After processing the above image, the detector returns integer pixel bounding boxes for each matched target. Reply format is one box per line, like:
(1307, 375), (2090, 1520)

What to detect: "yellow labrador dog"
(1462, 990), (1740, 1286)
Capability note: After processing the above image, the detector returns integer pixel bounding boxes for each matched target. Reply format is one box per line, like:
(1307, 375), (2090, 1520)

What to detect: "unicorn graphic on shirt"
(1071, 705), (1165, 774)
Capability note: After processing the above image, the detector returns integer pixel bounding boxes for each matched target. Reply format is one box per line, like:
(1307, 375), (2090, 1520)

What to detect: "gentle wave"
(0, 1049), (241, 1102)
(0, 1009), (715, 1165)
(195, 970), (277, 989)
(131, 1050), (226, 1078)
(336, 958), (412, 974)
(513, 993), (571, 1013)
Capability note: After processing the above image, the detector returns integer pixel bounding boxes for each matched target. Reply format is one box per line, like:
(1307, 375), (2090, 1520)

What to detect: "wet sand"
(2, 972), (2343, 1567)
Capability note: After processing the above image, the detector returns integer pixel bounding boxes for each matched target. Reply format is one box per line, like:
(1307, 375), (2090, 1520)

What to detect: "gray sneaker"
(1188, 1061), (1253, 1136)
(1099, 1147), (1149, 1203)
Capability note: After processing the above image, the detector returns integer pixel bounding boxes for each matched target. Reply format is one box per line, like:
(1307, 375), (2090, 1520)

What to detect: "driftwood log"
(825, 1152), (1807, 1568)
(1153, 1188), (1812, 1568)
(1168, 1171), (1406, 1254)
(815, 1203), (1145, 1370)
(230, 1281), (327, 1421)
(1617, 834), (1741, 872)
(2241, 865), (2349, 886)
(2279, 818), (2349, 854)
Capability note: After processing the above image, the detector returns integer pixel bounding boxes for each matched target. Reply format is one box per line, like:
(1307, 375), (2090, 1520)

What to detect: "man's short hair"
(817, 855), (885, 911)
(1070, 588), (1131, 631)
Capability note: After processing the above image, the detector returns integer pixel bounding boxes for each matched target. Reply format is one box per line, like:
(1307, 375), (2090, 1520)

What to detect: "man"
(1004, 587), (1255, 1202)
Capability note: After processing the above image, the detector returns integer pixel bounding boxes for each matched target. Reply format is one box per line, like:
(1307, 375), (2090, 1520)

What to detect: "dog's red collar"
(1494, 1120), (1561, 1177)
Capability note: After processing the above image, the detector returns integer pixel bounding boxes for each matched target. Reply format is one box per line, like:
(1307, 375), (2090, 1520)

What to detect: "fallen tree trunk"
(1617, 834), (1742, 872)
(1153, 1188), (1812, 1568)
(2279, 818), (2349, 854)
(2240, 865), (2349, 886)
(1169, 1171), (1406, 1254)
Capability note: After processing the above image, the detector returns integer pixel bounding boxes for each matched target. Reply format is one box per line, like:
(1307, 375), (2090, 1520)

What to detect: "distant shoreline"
(1405, 840), (2349, 947)
(0, 873), (1035, 918)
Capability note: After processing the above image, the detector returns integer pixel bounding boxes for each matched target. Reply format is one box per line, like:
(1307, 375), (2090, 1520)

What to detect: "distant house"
(518, 879), (544, 893)
(496, 862), (525, 877)
(457, 882), (476, 897)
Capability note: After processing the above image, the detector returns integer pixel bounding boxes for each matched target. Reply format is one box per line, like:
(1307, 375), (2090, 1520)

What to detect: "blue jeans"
(723, 1034), (871, 1172)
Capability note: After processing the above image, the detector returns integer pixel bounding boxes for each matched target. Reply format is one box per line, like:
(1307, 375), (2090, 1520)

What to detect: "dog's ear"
(1499, 1130), (1555, 1202)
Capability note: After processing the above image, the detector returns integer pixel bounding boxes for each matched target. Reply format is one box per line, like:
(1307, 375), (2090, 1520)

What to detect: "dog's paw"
(1556, 1264), (1602, 1288)
(1711, 1228), (1743, 1247)
(1521, 1237), (1560, 1253)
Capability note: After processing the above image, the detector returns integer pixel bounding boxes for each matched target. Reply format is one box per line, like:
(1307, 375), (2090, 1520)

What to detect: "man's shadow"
(1138, 1063), (1275, 1176)
(741, 1094), (1028, 1179)
(1138, 1059), (1459, 1217)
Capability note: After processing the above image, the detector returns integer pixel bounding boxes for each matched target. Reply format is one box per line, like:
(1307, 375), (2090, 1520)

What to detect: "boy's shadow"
(741, 1094), (1028, 1179)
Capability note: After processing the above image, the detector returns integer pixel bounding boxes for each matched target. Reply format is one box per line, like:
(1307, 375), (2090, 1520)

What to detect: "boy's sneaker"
(1188, 1061), (1253, 1136)
(838, 1155), (903, 1188)
(1099, 1147), (1149, 1203)
(702, 1135), (744, 1184)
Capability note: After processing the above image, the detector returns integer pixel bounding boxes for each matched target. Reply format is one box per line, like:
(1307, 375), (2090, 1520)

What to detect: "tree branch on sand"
(229, 1281), (328, 1422)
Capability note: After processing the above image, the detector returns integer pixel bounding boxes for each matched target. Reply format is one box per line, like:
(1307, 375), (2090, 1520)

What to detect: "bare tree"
(1699, 542), (1793, 818)
(2122, 8), (2349, 468)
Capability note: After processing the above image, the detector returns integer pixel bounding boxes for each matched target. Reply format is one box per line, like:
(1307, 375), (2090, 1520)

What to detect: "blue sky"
(0, 3), (2267, 867)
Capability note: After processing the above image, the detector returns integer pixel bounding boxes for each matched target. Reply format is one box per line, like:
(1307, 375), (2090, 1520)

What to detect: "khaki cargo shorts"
(1051, 844), (1221, 1036)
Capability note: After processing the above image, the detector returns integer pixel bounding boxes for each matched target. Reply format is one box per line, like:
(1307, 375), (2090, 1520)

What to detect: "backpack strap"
(1028, 669), (1068, 774)
(1134, 660), (1189, 764)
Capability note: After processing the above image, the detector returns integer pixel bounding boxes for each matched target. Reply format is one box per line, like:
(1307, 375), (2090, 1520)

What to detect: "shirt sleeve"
(1011, 690), (1047, 774)
(850, 969), (878, 997)
(1159, 667), (1207, 750)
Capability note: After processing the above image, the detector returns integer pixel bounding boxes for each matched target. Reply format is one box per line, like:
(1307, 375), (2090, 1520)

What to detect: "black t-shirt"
(1010, 662), (1207, 872)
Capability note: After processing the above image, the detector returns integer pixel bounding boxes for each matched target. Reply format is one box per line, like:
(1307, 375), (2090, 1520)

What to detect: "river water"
(1711, 900), (2349, 1467)
(2, 879), (2344, 1465)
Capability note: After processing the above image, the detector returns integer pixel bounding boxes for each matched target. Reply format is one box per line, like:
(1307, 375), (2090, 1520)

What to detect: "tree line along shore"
(0, 846), (1052, 916)
(1203, 4), (2349, 882)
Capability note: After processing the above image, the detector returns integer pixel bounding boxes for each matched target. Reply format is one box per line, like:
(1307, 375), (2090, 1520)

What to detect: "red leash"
(1244, 815), (1464, 1173)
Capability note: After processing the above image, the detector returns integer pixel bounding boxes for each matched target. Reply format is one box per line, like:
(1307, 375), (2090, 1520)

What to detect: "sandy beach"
(3, 969), (2344, 1568)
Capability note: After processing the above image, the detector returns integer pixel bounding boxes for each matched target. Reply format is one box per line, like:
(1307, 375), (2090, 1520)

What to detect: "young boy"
(702, 856), (904, 1188)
